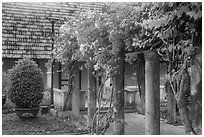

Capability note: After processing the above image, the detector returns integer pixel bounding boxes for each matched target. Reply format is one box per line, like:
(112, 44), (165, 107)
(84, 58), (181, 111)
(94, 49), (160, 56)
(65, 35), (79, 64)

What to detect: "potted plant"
(8, 57), (44, 119)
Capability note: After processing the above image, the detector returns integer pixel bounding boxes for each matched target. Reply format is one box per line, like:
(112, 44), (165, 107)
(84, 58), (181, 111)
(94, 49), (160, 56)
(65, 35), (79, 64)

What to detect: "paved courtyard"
(105, 113), (186, 135)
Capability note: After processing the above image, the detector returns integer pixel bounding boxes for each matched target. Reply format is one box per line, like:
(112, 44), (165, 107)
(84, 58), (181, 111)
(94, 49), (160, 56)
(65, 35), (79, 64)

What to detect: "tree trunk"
(87, 62), (97, 129)
(190, 50), (202, 134)
(177, 69), (196, 134)
(135, 54), (145, 115)
(113, 47), (125, 135)
(166, 80), (176, 124)
(140, 80), (145, 115)
(139, 54), (145, 115)
(72, 69), (80, 117)
(144, 51), (160, 135)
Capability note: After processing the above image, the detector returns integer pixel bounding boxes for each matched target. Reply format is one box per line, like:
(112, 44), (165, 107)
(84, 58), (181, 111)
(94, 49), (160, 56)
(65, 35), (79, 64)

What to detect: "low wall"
(43, 88), (85, 111)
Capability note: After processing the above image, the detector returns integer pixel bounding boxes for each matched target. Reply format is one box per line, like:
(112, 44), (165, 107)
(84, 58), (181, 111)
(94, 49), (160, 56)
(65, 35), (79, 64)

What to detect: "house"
(2, 2), (104, 110)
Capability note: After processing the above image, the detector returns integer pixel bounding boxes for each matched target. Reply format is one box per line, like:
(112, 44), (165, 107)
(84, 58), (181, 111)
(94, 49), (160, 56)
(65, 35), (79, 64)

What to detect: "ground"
(2, 99), (186, 135)
(2, 113), (78, 135)
(2, 99), (79, 135)
(2, 112), (186, 135)
(105, 113), (186, 135)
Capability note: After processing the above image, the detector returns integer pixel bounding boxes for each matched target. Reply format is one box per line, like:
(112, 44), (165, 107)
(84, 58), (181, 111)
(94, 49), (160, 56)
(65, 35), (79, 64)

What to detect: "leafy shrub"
(8, 58), (44, 108)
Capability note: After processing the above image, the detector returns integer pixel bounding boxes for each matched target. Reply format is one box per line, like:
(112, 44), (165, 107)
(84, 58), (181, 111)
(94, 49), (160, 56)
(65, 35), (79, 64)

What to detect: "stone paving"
(105, 113), (186, 135)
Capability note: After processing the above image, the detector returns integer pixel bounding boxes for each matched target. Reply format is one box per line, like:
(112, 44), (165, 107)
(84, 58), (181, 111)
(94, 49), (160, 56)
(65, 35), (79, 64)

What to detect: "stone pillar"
(58, 62), (62, 89)
(144, 51), (160, 135)
(80, 90), (86, 110)
(72, 69), (80, 117)
(87, 62), (97, 128)
(46, 65), (52, 106)
(47, 67), (51, 89)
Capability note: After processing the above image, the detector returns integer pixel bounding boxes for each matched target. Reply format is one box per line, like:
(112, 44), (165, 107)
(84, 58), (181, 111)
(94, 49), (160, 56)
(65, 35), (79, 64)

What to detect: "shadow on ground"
(105, 113), (186, 135)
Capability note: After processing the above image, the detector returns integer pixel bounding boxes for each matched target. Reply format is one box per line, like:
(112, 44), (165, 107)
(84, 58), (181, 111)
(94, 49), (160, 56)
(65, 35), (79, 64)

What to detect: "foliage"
(55, 3), (144, 76)
(139, 2), (202, 63)
(2, 71), (10, 97)
(54, 2), (201, 134)
(8, 57), (44, 108)
(137, 2), (202, 135)
(138, 2), (201, 97)
(118, 2), (202, 67)
(41, 88), (51, 107)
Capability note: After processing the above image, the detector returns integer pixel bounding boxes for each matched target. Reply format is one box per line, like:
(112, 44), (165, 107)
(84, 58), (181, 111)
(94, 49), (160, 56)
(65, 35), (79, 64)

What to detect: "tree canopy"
(54, 2), (202, 66)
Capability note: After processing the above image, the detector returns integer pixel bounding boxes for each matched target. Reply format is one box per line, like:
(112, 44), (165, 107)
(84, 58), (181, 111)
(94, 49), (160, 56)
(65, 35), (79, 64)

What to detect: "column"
(72, 69), (80, 116)
(47, 66), (51, 89)
(144, 50), (160, 135)
(58, 62), (62, 89)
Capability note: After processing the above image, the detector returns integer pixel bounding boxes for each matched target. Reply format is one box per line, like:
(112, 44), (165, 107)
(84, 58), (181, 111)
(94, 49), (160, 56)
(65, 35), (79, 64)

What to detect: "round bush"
(8, 58), (44, 108)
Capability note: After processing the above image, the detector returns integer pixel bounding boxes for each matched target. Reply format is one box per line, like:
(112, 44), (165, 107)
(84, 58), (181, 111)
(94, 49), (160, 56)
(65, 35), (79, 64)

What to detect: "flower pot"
(41, 106), (49, 114)
(15, 107), (40, 119)
(2, 96), (6, 106)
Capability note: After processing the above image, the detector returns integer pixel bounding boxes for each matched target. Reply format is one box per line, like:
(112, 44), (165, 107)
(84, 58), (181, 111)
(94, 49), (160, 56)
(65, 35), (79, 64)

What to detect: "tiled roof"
(2, 2), (104, 59)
